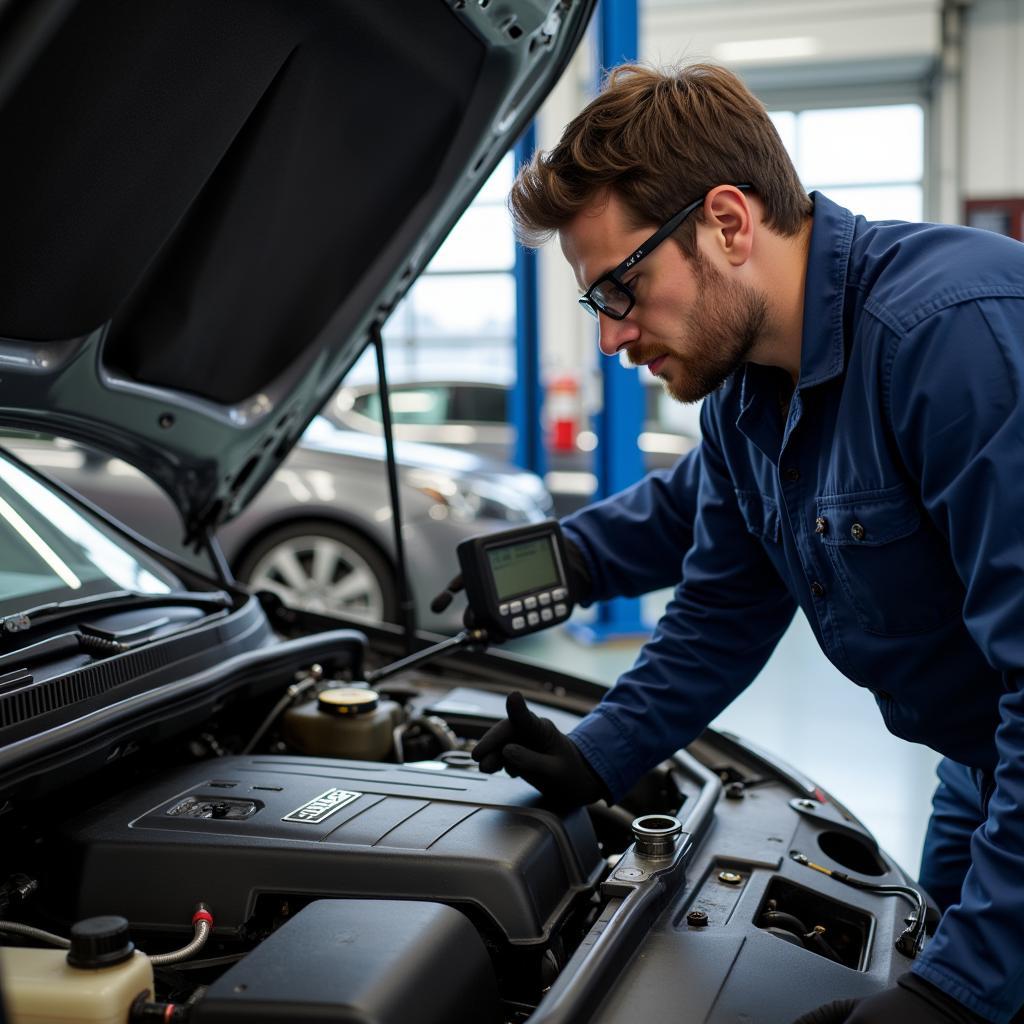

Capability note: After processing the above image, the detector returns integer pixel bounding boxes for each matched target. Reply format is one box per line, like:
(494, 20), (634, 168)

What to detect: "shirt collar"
(737, 191), (855, 413)
(793, 191), (855, 388)
(734, 193), (854, 456)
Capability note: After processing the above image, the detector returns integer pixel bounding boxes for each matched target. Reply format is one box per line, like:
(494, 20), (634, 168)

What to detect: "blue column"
(511, 124), (546, 477)
(574, 0), (647, 642)
(598, 0), (638, 68)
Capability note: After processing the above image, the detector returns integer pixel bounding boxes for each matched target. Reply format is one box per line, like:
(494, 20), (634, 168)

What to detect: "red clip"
(163, 1004), (177, 1024)
(192, 909), (214, 927)
(813, 787), (827, 803)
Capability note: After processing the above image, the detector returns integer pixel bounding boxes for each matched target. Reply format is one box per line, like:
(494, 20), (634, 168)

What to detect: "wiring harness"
(790, 851), (927, 958)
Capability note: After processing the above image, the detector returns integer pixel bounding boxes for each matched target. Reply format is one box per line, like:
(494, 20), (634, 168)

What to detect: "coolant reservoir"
(0, 916), (154, 1024)
(283, 687), (401, 760)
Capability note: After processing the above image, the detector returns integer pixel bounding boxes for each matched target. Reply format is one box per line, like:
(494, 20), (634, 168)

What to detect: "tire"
(235, 520), (398, 624)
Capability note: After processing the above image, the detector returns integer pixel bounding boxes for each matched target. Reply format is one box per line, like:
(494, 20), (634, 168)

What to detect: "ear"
(702, 185), (753, 267)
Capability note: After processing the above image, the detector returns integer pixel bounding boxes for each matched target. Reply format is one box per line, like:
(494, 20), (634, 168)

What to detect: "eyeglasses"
(578, 184), (752, 321)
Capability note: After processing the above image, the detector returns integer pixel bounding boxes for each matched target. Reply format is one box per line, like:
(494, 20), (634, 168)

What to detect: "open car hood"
(0, 0), (593, 544)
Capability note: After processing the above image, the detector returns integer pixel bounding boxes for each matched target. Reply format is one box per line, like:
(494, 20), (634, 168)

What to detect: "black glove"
(793, 974), (982, 1024)
(430, 533), (593, 618)
(471, 692), (608, 808)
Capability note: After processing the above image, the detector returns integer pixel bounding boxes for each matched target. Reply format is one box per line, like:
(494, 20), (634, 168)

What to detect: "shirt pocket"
(815, 484), (963, 636)
(734, 489), (781, 544)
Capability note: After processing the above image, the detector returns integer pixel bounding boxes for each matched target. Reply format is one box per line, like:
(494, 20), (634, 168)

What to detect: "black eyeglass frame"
(577, 184), (753, 321)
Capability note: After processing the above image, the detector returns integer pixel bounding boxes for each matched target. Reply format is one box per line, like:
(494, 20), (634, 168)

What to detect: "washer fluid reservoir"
(0, 916), (154, 1024)
(283, 687), (401, 760)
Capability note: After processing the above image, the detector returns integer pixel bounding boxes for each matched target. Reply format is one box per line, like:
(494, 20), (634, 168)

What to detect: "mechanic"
(470, 63), (1024, 1023)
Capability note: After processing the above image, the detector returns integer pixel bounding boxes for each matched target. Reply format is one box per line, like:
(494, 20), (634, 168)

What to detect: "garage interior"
(3, 0), (1020, 910)
(1, 0), (1023, 1020)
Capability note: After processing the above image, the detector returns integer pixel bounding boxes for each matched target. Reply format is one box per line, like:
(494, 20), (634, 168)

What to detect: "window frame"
(757, 82), (933, 220)
(381, 154), (518, 382)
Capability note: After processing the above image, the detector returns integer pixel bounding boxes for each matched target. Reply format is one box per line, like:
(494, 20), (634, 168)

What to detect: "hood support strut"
(203, 532), (236, 589)
(371, 324), (417, 652)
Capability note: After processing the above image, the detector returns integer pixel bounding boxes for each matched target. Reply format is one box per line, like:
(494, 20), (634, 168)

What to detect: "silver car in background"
(327, 373), (702, 517)
(8, 416), (552, 633)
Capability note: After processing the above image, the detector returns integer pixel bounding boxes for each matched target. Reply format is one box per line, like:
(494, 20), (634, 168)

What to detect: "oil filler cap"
(631, 814), (683, 859)
(317, 687), (379, 716)
(67, 915), (134, 969)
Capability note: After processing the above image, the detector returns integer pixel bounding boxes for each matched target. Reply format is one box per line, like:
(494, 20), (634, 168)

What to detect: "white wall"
(962, 0), (1024, 196)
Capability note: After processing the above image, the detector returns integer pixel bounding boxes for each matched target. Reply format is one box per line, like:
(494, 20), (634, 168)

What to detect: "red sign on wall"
(964, 198), (1024, 241)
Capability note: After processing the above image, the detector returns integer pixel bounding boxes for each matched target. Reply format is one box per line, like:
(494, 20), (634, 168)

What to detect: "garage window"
(377, 154), (517, 385)
(768, 103), (924, 221)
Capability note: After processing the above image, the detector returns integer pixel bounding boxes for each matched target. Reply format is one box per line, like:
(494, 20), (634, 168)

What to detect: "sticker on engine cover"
(282, 788), (362, 823)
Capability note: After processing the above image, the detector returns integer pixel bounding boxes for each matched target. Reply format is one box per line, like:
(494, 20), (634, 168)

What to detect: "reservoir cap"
(67, 915), (134, 969)
(317, 687), (380, 716)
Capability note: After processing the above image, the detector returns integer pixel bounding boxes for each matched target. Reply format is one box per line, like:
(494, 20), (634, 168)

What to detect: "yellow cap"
(317, 687), (380, 716)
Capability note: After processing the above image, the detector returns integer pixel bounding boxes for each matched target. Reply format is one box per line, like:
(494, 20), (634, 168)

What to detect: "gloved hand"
(429, 533), (593, 618)
(471, 691), (608, 808)
(793, 974), (982, 1024)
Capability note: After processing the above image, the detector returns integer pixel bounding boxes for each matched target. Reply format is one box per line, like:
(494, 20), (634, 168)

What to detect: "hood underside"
(0, 0), (593, 542)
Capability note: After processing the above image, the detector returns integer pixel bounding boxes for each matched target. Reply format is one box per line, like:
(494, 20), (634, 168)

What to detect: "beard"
(629, 251), (769, 405)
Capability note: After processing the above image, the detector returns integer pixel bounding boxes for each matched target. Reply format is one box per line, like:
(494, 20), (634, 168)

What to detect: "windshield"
(0, 452), (180, 616)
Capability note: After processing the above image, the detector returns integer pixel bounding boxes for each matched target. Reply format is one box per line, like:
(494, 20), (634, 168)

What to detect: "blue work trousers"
(919, 757), (995, 914)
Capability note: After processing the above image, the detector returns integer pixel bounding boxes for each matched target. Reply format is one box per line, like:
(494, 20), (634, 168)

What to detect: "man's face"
(559, 191), (768, 404)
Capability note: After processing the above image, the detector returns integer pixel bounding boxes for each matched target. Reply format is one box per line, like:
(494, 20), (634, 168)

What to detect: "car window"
(353, 386), (451, 426)
(0, 451), (180, 615)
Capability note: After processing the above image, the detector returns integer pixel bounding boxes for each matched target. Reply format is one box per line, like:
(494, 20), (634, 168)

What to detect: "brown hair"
(509, 62), (811, 254)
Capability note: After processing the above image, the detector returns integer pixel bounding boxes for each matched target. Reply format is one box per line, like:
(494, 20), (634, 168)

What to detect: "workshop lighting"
(712, 37), (819, 62)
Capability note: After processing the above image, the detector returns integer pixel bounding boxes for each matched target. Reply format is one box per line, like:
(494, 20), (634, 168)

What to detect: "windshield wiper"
(0, 589), (234, 646)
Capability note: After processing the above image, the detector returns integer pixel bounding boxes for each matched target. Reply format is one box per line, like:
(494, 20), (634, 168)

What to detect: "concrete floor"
(505, 606), (942, 878)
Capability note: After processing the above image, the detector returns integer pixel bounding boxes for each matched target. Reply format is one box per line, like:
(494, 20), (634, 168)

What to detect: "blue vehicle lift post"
(511, 124), (546, 478)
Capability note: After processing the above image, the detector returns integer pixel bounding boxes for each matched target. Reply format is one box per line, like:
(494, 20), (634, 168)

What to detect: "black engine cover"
(60, 755), (603, 944)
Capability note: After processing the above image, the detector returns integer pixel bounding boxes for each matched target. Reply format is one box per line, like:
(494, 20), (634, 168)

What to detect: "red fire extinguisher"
(546, 374), (579, 453)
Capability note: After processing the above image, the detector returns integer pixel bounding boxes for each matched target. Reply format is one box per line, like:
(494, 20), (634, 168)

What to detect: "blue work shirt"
(563, 193), (1024, 1022)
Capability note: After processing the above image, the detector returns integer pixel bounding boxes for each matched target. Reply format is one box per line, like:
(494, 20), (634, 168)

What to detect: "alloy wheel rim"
(246, 534), (385, 620)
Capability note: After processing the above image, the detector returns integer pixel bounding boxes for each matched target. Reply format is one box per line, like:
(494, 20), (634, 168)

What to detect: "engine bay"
(0, 611), (933, 1023)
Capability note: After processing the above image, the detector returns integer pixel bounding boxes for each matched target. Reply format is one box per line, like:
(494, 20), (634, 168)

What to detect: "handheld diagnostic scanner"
(456, 521), (574, 641)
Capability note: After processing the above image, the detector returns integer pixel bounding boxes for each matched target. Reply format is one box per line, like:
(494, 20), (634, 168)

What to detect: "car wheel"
(235, 522), (397, 623)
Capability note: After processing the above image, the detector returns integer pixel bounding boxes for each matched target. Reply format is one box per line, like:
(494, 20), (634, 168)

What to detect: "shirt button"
(850, 522), (866, 541)
(814, 516), (828, 535)
(783, 467), (800, 482)
(810, 581), (825, 598)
